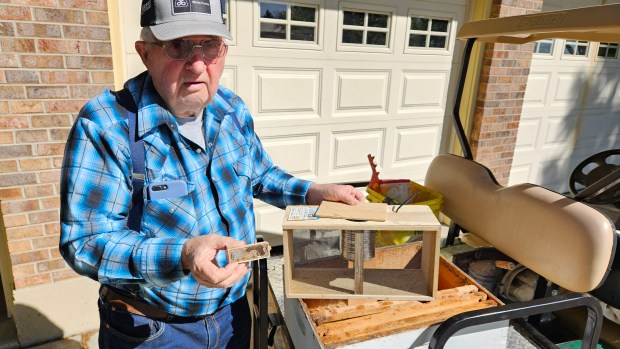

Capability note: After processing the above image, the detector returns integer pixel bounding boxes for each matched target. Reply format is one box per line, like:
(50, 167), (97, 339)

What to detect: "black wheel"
(569, 149), (620, 204)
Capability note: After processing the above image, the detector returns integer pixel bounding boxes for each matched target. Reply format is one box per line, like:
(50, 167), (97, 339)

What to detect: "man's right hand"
(181, 235), (251, 288)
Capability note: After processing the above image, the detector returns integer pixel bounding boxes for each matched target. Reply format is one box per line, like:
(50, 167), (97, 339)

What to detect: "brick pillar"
(470, 0), (543, 185)
(0, 2), (115, 289)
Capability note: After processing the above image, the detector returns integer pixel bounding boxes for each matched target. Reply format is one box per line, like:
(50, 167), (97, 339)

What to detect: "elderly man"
(59, 0), (364, 347)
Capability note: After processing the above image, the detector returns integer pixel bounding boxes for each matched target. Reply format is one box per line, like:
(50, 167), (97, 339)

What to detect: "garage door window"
(407, 15), (450, 49)
(563, 40), (589, 57)
(533, 39), (554, 55)
(598, 42), (618, 59)
(259, 1), (317, 42)
(341, 9), (390, 46)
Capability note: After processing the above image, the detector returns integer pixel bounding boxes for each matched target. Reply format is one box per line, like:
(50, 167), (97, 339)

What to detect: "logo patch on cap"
(173, 0), (212, 15)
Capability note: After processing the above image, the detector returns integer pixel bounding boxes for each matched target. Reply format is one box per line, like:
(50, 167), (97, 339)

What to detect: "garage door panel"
(221, 67), (238, 95)
(514, 118), (541, 151)
(551, 72), (586, 106)
(585, 72), (619, 106)
(254, 68), (321, 117)
(399, 70), (448, 112)
(543, 116), (575, 146)
(393, 125), (440, 163)
(507, 163), (532, 186)
(523, 73), (550, 108)
(262, 133), (319, 178)
(333, 70), (390, 115)
(329, 129), (385, 175)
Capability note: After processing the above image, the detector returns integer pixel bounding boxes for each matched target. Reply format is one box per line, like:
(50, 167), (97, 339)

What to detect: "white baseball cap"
(140, 0), (232, 41)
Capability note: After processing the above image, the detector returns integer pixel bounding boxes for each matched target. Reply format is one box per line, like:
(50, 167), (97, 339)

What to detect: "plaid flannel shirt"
(60, 72), (311, 316)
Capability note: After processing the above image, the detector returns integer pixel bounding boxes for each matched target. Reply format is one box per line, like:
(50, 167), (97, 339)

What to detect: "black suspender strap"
(115, 88), (144, 232)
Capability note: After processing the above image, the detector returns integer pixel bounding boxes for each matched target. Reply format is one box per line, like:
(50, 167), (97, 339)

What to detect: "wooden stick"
(309, 285), (479, 324)
(320, 299), (497, 346)
(316, 292), (490, 337)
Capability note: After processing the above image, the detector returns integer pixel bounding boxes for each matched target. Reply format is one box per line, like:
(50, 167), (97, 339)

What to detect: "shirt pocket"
(142, 193), (197, 239)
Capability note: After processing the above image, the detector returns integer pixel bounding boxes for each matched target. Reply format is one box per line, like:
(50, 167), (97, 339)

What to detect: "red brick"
(29, 209), (59, 224)
(0, 5), (32, 21)
(0, 131), (15, 144)
(31, 114), (71, 127)
(0, 37), (35, 52)
(52, 157), (63, 168)
(11, 263), (35, 278)
(8, 240), (32, 254)
(1, 199), (40, 214)
(3, 214), (28, 228)
(66, 55), (113, 70)
(50, 128), (70, 141)
(6, 224), (44, 240)
(0, 187), (22, 200)
(33, 8), (84, 24)
(0, 86), (26, 99)
(0, 174), (37, 190)
(91, 71), (114, 84)
(19, 157), (53, 170)
(15, 130), (49, 143)
(37, 39), (89, 54)
(45, 222), (60, 235)
(0, 145), (33, 159)
(14, 273), (52, 289)
(45, 100), (86, 113)
(21, 54), (65, 68)
(26, 85), (70, 99)
(32, 236), (60, 250)
(89, 41), (112, 55)
(40, 70), (89, 84)
(63, 25), (110, 40)
(16, 22), (62, 38)
(37, 258), (66, 273)
(85, 11), (109, 25)
(10, 100), (44, 114)
(5, 70), (39, 83)
(37, 143), (65, 156)
(8, 0), (57, 5)
(41, 197), (60, 209)
(50, 248), (62, 259)
(52, 268), (79, 282)
(70, 85), (109, 99)
(0, 53), (20, 67)
(0, 160), (18, 173)
(38, 169), (61, 183)
(0, 21), (15, 36)
(24, 184), (55, 198)
(60, 0), (107, 10)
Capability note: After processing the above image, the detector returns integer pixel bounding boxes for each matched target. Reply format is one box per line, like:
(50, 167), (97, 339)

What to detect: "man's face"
(135, 36), (227, 118)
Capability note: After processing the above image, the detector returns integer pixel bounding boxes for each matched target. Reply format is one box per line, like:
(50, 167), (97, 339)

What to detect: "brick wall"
(0, 1), (114, 289)
(469, 0), (543, 185)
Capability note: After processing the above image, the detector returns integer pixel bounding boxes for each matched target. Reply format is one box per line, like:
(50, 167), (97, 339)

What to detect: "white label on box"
(288, 207), (319, 221)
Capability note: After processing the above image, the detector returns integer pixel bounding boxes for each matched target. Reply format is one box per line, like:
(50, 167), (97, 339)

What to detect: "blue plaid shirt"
(60, 72), (311, 316)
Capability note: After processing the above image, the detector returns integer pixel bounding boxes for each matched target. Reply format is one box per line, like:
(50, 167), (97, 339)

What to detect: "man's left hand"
(305, 183), (365, 205)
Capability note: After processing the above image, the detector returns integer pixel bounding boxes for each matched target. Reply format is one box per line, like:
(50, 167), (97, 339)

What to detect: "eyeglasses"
(147, 39), (227, 61)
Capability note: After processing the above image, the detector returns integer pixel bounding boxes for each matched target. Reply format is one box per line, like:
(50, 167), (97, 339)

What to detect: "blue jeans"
(98, 295), (251, 348)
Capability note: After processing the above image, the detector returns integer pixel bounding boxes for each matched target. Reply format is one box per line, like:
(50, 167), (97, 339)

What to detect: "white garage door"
(509, 0), (620, 193)
(117, 0), (468, 236)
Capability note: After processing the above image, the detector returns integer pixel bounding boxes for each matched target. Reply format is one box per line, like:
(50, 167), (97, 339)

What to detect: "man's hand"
(306, 183), (365, 205)
(181, 235), (250, 288)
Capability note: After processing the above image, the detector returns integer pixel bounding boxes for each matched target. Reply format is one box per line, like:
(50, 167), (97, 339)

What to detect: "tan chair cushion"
(425, 153), (616, 292)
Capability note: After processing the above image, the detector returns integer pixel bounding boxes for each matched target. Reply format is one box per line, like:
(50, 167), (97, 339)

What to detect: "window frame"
(253, 0), (324, 51)
(597, 42), (619, 60)
(404, 8), (459, 56)
(561, 39), (590, 60)
(336, 2), (396, 54)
